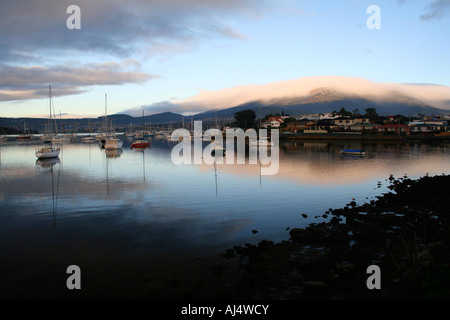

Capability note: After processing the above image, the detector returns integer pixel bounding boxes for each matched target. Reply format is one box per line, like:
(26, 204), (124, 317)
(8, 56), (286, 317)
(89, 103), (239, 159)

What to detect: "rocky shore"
(208, 173), (450, 299)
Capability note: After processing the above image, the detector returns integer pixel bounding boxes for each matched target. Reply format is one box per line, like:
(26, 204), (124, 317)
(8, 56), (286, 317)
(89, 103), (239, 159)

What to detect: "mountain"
(190, 87), (447, 120)
(0, 112), (186, 132)
(171, 76), (450, 118)
(2, 77), (450, 130)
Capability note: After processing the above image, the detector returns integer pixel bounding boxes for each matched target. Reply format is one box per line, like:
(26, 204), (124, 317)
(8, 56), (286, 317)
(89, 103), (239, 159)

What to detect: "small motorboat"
(82, 136), (97, 143)
(339, 149), (366, 156)
(131, 139), (151, 148)
(211, 145), (225, 157)
(250, 138), (273, 147)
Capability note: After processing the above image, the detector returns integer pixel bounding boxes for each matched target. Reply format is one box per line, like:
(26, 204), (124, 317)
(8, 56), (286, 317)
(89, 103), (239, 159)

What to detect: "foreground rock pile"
(219, 174), (450, 299)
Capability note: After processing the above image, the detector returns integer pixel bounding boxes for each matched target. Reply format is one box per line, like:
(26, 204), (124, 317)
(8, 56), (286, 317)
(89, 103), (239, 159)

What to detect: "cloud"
(0, 62), (154, 102)
(420, 0), (450, 20)
(133, 76), (450, 115)
(0, 0), (268, 103)
(397, 0), (450, 20)
(0, 0), (267, 63)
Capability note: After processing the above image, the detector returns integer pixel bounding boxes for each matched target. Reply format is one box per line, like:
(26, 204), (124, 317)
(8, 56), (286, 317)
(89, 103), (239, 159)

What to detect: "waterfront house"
(332, 117), (371, 129)
(377, 124), (410, 135)
(285, 120), (315, 133)
(348, 123), (380, 132)
(409, 123), (449, 134)
(268, 116), (284, 123)
(262, 119), (283, 128)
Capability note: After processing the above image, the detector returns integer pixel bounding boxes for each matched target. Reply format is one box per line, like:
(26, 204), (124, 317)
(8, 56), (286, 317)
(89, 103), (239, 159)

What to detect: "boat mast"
(142, 109), (145, 136)
(105, 93), (108, 135)
(49, 85), (58, 136)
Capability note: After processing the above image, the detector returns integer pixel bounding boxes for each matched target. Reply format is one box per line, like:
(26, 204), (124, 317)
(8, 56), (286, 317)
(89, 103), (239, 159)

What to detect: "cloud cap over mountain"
(126, 76), (450, 116)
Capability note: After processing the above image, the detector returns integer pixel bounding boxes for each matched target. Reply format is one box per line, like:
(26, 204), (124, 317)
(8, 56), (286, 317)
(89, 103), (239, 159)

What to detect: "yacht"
(36, 146), (60, 159)
(104, 138), (123, 150)
(250, 138), (273, 147)
(35, 86), (60, 159)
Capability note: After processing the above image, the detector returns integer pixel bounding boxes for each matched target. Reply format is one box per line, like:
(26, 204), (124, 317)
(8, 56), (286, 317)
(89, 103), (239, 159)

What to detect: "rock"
(222, 249), (236, 259)
(336, 263), (355, 274)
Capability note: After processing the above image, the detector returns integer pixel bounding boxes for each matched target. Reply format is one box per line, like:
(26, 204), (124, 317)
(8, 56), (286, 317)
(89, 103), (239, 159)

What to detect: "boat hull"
(104, 139), (123, 150)
(340, 149), (366, 156)
(36, 148), (60, 159)
(131, 139), (151, 148)
(131, 142), (151, 148)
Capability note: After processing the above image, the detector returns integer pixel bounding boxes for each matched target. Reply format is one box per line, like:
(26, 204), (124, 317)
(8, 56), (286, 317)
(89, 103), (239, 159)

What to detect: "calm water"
(1, 136), (450, 298)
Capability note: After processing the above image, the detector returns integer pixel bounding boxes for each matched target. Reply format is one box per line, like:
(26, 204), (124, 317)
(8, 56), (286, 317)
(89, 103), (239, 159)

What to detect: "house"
(409, 123), (449, 134)
(262, 119), (283, 128)
(268, 116), (284, 123)
(285, 120), (315, 133)
(348, 123), (380, 132)
(332, 117), (371, 129)
(377, 124), (410, 135)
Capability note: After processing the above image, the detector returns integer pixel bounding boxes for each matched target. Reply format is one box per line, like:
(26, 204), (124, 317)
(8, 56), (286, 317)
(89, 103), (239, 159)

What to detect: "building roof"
(379, 124), (409, 128)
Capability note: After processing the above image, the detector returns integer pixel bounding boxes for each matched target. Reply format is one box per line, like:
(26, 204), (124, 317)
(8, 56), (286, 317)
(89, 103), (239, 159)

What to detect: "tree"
(365, 108), (378, 119)
(234, 110), (256, 129)
(338, 107), (352, 117)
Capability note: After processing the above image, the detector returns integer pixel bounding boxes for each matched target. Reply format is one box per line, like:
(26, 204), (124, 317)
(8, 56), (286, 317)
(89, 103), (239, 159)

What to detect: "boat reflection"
(132, 146), (150, 182)
(36, 157), (61, 168)
(105, 148), (123, 158)
(36, 156), (61, 227)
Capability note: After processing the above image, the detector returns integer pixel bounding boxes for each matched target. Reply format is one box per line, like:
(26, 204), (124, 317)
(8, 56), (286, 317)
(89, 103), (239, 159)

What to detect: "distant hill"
(2, 78), (450, 131)
(192, 94), (447, 120)
(159, 76), (450, 119)
(0, 111), (187, 132)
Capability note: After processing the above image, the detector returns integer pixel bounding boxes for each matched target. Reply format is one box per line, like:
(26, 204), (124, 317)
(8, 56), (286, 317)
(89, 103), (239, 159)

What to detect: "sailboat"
(102, 93), (123, 150)
(36, 86), (60, 159)
(17, 121), (32, 140)
(82, 118), (96, 142)
(131, 110), (151, 148)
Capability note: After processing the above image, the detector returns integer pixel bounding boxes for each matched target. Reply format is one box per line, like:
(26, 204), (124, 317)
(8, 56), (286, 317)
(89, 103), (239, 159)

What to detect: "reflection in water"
(131, 146), (149, 182)
(36, 157), (61, 227)
(105, 148), (123, 158)
(1, 138), (450, 298)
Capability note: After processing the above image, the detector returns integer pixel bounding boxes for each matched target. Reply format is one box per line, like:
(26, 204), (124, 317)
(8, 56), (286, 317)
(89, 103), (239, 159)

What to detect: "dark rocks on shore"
(218, 173), (450, 299)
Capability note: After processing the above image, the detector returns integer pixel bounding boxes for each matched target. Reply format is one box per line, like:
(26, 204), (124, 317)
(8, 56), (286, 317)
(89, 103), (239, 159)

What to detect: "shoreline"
(214, 173), (450, 299)
(281, 133), (450, 141)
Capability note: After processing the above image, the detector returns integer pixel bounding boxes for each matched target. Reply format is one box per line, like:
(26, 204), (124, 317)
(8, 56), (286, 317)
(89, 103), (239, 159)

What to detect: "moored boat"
(35, 86), (60, 160)
(36, 147), (60, 159)
(131, 139), (151, 148)
(211, 144), (225, 157)
(104, 138), (123, 150)
(250, 138), (273, 147)
(82, 136), (97, 143)
(340, 149), (366, 156)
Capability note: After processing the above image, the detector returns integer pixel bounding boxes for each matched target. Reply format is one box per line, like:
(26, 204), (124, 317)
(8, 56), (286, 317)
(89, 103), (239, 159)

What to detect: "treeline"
(0, 126), (38, 135)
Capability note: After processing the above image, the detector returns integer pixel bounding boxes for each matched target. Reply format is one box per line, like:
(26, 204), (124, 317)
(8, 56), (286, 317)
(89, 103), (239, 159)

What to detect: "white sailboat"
(82, 118), (97, 142)
(250, 137), (273, 147)
(104, 138), (123, 150)
(36, 86), (60, 159)
(101, 93), (123, 150)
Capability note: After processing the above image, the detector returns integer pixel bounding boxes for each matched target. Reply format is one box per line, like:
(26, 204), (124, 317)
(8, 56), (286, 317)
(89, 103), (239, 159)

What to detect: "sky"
(0, 0), (449, 118)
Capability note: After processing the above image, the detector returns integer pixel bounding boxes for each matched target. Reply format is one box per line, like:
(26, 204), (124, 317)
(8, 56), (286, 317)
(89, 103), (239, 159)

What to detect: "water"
(1, 136), (450, 298)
